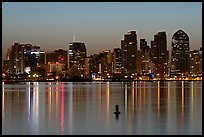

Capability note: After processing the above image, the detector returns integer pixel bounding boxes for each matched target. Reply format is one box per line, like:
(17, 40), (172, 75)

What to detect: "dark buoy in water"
(114, 105), (120, 118)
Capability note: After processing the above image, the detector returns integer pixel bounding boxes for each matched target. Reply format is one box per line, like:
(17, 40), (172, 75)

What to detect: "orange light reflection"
(60, 82), (65, 135)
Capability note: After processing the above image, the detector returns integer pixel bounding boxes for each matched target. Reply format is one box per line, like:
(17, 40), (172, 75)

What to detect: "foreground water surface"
(2, 81), (202, 135)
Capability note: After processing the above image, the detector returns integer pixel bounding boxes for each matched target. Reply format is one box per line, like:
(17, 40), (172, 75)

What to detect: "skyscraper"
(68, 42), (87, 76)
(140, 39), (150, 75)
(24, 46), (45, 68)
(8, 43), (32, 74)
(113, 48), (121, 74)
(189, 50), (202, 77)
(151, 31), (168, 79)
(121, 31), (137, 77)
(88, 50), (112, 79)
(171, 29), (190, 77)
(140, 39), (148, 52)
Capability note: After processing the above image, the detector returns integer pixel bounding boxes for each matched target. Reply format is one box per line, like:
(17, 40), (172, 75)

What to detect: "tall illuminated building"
(151, 31), (168, 79)
(171, 29), (190, 77)
(8, 43), (32, 74)
(189, 50), (202, 77)
(88, 50), (112, 79)
(68, 42), (87, 75)
(113, 48), (121, 74)
(121, 31), (137, 77)
(24, 46), (45, 68)
(140, 39), (150, 75)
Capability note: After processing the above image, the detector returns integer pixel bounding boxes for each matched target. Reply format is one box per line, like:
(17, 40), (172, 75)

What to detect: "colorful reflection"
(2, 82), (5, 126)
(60, 82), (64, 135)
(2, 81), (202, 135)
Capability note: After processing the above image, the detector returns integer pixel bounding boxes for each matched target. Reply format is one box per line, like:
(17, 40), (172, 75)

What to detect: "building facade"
(7, 43), (33, 74)
(189, 50), (202, 77)
(54, 49), (68, 70)
(88, 50), (113, 79)
(68, 42), (87, 77)
(121, 31), (137, 77)
(171, 29), (190, 77)
(140, 39), (151, 75)
(151, 31), (168, 79)
(113, 48), (121, 74)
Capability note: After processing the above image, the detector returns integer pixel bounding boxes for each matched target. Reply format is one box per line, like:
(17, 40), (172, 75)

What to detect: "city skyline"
(2, 2), (202, 60)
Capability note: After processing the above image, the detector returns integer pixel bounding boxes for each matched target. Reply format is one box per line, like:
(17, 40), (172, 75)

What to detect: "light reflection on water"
(2, 81), (202, 135)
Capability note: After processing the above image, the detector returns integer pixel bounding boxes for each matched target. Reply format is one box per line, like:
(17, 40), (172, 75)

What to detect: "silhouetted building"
(45, 51), (58, 64)
(140, 39), (148, 51)
(151, 31), (168, 79)
(171, 29), (190, 77)
(121, 31), (137, 77)
(24, 46), (45, 68)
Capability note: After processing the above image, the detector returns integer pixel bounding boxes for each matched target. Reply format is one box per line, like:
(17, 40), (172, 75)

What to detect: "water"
(2, 81), (202, 135)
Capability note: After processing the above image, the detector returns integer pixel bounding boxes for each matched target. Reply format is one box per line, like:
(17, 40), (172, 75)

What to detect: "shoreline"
(2, 79), (202, 83)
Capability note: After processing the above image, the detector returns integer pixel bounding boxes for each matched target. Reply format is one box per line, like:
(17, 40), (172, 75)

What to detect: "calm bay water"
(2, 81), (202, 135)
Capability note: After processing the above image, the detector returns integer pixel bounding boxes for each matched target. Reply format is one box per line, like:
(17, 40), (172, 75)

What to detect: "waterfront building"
(4, 43), (46, 79)
(102, 50), (113, 78)
(45, 51), (58, 64)
(68, 42), (87, 77)
(45, 49), (67, 72)
(136, 49), (142, 75)
(113, 48), (121, 74)
(85, 57), (91, 77)
(151, 31), (168, 79)
(54, 49), (68, 70)
(189, 50), (202, 77)
(89, 50), (113, 79)
(2, 60), (9, 73)
(140, 39), (151, 75)
(24, 46), (45, 68)
(7, 43), (33, 74)
(171, 29), (190, 77)
(47, 62), (64, 74)
(121, 31), (137, 77)
(88, 54), (99, 78)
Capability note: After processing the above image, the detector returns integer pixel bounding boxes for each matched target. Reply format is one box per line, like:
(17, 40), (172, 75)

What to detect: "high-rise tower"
(171, 29), (190, 77)
(68, 42), (87, 76)
(151, 31), (168, 79)
(121, 31), (137, 77)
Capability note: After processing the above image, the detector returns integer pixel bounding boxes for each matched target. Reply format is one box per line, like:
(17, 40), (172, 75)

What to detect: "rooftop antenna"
(73, 35), (76, 42)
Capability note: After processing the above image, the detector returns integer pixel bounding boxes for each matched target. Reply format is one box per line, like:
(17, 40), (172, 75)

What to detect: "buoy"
(114, 105), (120, 114)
